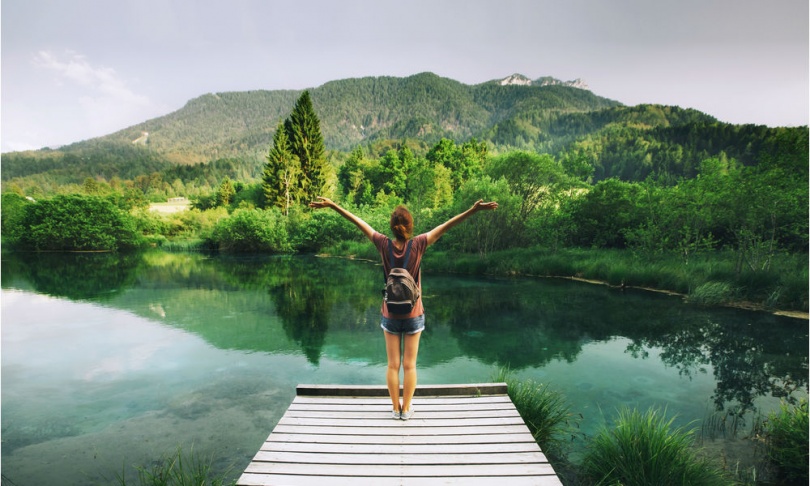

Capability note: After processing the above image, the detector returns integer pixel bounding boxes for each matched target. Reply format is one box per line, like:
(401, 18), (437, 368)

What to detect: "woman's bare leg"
(400, 331), (422, 414)
(383, 330), (402, 412)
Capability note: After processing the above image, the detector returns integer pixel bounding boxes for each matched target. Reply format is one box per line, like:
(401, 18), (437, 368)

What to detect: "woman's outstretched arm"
(309, 196), (375, 242)
(426, 199), (498, 246)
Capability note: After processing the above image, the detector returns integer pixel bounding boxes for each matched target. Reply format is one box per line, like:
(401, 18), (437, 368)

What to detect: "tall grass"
(426, 247), (807, 312)
(116, 446), (234, 486)
(492, 368), (576, 461)
(762, 399), (809, 484)
(580, 407), (728, 486)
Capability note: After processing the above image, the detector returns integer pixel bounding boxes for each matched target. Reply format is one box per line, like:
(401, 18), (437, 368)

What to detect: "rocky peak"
(499, 74), (533, 86)
(497, 74), (589, 90)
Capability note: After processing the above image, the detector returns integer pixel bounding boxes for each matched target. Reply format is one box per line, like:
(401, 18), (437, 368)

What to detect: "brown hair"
(390, 205), (414, 241)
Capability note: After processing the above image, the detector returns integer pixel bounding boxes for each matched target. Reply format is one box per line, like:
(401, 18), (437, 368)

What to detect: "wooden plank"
(245, 461), (558, 477)
(297, 383), (508, 396)
(290, 395), (513, 406)
(238, 473), (562, 486)
(277, 415), (525, 428)
(259, 441), (543, 455)
(270, 424), (531, 436)
(265, 431), (538, 445)
(287, 401), (517, 412)
(283, 409), (522, 419)
(251, 451), (548, 466)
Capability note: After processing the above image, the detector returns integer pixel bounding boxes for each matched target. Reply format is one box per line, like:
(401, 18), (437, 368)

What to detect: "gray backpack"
(383, 239), (420, 315)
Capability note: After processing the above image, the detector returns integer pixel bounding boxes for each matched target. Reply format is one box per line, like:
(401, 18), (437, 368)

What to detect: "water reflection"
(2, 250), (806, 415)
(2, 251), (143, 300)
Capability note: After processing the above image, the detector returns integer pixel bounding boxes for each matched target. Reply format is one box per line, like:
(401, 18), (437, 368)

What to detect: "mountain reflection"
(2, 251), (805, 413)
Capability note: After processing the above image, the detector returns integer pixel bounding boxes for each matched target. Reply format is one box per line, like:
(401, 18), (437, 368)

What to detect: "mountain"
(9, 73), (622, 165)
(7, 71), (804, 191)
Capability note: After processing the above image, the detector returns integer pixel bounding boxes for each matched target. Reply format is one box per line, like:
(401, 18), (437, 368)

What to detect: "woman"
(309, 197), (498, 420)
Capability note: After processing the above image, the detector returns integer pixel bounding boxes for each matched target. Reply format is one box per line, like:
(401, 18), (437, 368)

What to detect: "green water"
(1, 251), (807, 485)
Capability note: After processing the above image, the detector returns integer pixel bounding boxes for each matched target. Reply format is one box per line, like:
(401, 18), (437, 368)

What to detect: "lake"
(1, 251), (807, 485)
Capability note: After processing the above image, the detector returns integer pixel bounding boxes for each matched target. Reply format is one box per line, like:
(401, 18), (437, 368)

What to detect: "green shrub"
(763, 399), (809, 483)
(1, 192), (32, 241)
(581, 407), (727, 486)
(9, 194), (144, 251)
(210, 207), (291, 253)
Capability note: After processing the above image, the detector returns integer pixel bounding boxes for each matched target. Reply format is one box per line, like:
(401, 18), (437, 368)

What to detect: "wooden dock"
(237, 383), (562, 485)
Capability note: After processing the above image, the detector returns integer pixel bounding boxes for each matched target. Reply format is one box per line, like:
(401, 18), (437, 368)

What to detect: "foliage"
(263, 121), (300, 212)
(6, 194), (144, 251)
(687, 281), (736, 306)
(761, 399), (809, 484)
(116, 445), (234, 486)
(580, 407), (728, 485)
(1, 192), (32, 241)
(493, 368), (575, 461)
(284, 90), (328, 202)
(434, 177), (521, 255)
(209, 207), (292, 253)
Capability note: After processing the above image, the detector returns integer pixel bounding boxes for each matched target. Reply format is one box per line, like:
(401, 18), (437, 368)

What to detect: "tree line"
(1, 91), (807, 307)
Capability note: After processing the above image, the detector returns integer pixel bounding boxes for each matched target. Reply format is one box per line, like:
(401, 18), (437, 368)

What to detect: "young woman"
(309, 197), (498, 419)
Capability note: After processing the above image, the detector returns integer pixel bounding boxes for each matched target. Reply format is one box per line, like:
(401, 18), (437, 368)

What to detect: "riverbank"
(319, 242), (809, 319)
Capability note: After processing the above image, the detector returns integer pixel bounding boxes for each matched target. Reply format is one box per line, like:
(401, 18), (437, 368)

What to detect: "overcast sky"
(2, 0), (808, 153)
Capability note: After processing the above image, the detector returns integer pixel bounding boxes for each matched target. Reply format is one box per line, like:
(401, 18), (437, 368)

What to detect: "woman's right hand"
(472, 199), (498, 212)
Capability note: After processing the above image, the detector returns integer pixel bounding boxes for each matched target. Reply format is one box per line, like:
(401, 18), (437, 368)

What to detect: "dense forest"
(2, 74), (807, 311)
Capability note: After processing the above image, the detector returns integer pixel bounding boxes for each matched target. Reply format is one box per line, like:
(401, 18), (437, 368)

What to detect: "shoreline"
(319, 253), (809, 320)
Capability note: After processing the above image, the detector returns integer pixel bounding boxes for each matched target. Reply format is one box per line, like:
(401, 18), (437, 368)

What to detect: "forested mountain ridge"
(2, 72), (805, 195)
(2, 73), (621, 171)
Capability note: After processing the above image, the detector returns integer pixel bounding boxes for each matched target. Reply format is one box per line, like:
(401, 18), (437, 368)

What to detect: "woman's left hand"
(309, 196), (334, 209)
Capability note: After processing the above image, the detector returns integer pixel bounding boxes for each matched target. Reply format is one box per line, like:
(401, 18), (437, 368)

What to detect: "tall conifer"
(263, 122), (300, 213)
(284, 91), (327, 202)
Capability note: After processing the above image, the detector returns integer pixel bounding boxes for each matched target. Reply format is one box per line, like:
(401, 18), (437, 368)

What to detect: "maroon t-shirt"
(372, 232), (428, 318)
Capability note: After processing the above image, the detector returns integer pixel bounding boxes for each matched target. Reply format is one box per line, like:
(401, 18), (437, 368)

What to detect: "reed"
(580, 407), (728, 486)
(762, 399), (809, 484)
(492, 367), (576, 460)
(116, 445), (234, 486)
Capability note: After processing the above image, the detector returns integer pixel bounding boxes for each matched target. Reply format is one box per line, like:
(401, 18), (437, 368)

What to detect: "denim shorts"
(381, 314), (425, 335)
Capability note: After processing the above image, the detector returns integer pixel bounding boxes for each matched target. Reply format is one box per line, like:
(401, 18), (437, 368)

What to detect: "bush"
(763, 399), (809, 484)
(580, 407), (727, 485)
(210, 207), (291, 252)
(1, 192), (32, 241)
(8, 194), (144, 251)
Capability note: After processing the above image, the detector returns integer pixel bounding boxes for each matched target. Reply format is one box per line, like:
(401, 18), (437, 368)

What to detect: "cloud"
(32, 50), (166, 137)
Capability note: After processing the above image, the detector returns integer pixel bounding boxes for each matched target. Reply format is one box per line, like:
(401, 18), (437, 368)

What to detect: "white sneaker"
(400, 408), (414, 420)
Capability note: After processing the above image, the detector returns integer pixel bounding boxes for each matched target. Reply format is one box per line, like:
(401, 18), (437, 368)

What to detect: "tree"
(284, 91), (328, 203)
(264, 122), (301, 214)
(217, 177), (236, 207)
(380, 149), (406, 197)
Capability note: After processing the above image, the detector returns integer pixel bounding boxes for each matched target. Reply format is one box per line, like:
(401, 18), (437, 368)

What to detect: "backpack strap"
(384, 239), (417, 283)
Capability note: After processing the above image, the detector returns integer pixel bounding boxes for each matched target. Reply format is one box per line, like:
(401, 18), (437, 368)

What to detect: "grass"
(688, 281), (737, 306)
(492, 367), (577, 461)
(411, 247), (806, 312)
(580, 407), (729, 486)
(116, 445), (235, 486)
(761, 399), (809, 484)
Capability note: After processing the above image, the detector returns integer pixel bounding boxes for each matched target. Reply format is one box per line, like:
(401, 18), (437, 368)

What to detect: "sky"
(2, 0), (808, 153)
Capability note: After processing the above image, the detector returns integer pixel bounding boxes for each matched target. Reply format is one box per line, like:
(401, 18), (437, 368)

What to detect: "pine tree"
(263, 122), (300, 213)
(217, 177), (235, 206)
(284, 91), (327, 202)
